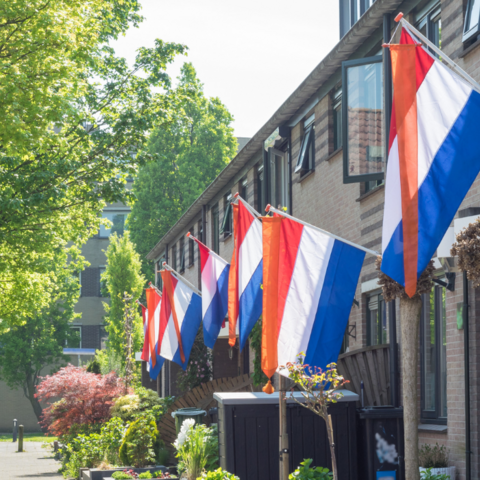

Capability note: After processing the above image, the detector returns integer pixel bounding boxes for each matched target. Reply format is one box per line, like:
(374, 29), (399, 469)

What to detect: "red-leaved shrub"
(36, 364), (128, 437)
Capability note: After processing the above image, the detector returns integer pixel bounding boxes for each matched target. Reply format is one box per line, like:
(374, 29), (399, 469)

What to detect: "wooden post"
(279, 375), (289, 480)
(18, 425), (24, 452)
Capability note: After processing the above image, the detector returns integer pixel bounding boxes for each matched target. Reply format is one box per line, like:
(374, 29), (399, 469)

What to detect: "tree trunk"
(326, 414), (338, 480)
(400, 295), (422, 480)
(25, 375), (47, 433)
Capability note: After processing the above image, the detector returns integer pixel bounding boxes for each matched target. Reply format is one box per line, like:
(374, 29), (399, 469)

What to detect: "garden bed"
(81, 466), (168, 480)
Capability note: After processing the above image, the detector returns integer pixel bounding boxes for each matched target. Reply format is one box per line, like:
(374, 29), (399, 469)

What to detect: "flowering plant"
(177, 332), (213, 391)
(282, 353), (349, 480)
(174, 420), (218, 480)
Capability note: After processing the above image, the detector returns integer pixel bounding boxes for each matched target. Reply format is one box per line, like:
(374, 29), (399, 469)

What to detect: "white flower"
(174, 418), (196, 449)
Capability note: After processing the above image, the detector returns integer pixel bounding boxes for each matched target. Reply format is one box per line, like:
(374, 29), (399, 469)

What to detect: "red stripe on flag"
(277, 218), (304, 335)
(146, 287), (161, 367)
(237, 201), (255, 247)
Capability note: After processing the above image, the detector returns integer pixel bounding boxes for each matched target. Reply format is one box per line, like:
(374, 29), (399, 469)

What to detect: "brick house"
(146, 0), (480, 477)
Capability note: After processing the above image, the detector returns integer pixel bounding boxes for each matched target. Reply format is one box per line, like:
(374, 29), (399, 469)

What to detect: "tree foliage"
(128, 63), (237, 278)
(102, 232), (145, 363)
(36, 365), (127, 437)
(0, 0), (186, 330)
(0, 249), (84, 426)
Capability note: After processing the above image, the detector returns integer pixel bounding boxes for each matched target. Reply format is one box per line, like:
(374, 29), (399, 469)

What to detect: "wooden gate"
(158, 373), (253, 456)
(337, 345), (391, 406)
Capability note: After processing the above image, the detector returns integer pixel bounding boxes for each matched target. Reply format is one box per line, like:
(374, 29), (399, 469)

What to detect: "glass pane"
(111, 214), (125, 236)
(423, 289), (436, 411)
(440, 287), (447, 417)
(334, 105), (342, 151)
(274, 153), (288, 210)
(468, 0), (480, 32)
(432, 17), (441, 48)
(346, 60), (384, 178)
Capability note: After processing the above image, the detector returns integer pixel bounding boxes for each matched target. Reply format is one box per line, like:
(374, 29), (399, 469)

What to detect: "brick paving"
(0, 441), (63, 479)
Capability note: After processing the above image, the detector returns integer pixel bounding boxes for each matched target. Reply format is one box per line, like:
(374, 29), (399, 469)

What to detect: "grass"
(0, 433), (58, 442)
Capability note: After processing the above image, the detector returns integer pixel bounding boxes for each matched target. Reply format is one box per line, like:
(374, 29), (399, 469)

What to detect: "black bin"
(214, 390), (359, 480)
(357, 406), (405, 480)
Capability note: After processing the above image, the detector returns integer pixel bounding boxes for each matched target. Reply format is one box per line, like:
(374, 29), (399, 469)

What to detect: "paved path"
(0, 441), (63, 479)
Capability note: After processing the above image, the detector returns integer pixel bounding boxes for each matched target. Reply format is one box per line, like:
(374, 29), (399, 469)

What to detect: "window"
(295, 114), (315, 175)
(241, 177), (248, 200)
(171, 244), (177, 271)
(342, 55), (384, 184)
(220, 193), (233, 237)
(67, 326), (82, 348)
(198, 220), (203, 243)
(188, 227), (195, 267)
(100, 325), (108, 350)
(179, 237), (185, 272)
(366, 292), (386, 346)
(340, 0), (376, 38)
(417, 6), (441, 49)
(364, 178), (384, 194)
(257, 165), (264, 213)
(421, 281), (447, 423)
(99, 212), (127, 237)
(99, 266), (108, 297)
(269, 148), (289, 211)
(156, 259), (164, 290)
(464, 0), (480, 42)
(212, 205), (220, 254)
(333, 88), (343, 152)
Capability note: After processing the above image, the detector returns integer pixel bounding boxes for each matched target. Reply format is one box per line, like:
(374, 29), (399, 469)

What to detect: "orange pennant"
(228, 204), (239, 347)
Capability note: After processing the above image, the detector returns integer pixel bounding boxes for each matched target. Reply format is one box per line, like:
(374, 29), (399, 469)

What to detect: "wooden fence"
(337, 344), (391, 406)
(158, 373), (253, 456)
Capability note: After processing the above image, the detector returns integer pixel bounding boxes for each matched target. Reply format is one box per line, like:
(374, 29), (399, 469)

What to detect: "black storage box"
(357, 406), (405, 480)
(214, 390), (359, 480)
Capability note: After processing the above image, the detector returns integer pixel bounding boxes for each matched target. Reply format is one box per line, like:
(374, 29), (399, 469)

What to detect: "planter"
(81, 466), (167, 480)
(419, 466), (456, 478)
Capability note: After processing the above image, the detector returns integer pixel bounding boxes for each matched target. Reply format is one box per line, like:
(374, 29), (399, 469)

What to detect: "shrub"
(174, 420), (219, 480)
(289, 459), (332, 480)
(119, 414), (159, 467)
(420, 468), (450, 480)
(419, 443), (449, 468)
(139, 473), (153, 479)
(197, 468), (239, 480)
(36, 365), (127, 437)
(112, 471), (136, 479)
(154, 471), (177, 478)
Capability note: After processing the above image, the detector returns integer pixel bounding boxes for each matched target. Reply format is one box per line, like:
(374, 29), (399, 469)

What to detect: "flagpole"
(392, 13), (480, 93)
(232, 192), (262, 218)
(266, 205), (379, 256)
(186, 232), (229, 266)
(159, 262), (202, 296)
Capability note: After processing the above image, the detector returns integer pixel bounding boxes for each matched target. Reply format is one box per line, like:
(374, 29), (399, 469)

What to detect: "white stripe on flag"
(238, 218), (262, 298)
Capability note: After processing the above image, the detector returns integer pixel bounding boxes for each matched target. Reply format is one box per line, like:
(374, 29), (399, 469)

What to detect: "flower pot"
(419, 466), (456, 478)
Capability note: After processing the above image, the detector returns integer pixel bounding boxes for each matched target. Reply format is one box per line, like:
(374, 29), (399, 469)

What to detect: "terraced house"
(146, 0), (480, 477)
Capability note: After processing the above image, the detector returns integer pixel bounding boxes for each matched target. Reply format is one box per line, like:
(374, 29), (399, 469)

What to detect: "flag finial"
(263, 379), (275, 395)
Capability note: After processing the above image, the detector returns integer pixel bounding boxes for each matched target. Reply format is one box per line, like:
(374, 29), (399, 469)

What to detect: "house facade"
(146, 0), (480, 477)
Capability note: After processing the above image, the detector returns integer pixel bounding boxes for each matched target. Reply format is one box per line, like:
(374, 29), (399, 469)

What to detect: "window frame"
(269, 147), (289, 211)
(342, 54), (385, 184)
(99, 265), (107, 297)
(366, 291), (386, 346)
(212, 204), (220, 254)
(294, 116), (315, 175)
(241, 177), (248, 200)
(188, 227), (195, 267)
(420, 280), (448, 424)
(256, 164), (264, 213)
(171, 244), (177, 271)
(220, 194), (233, 238)
(99, 211), (127, 238)
(67, 325), (82, 348)
(464, 0), (480, 42)
(156, 259), (164, 290)
(332, 88), (343, 152)
(179, 237), (185, 273)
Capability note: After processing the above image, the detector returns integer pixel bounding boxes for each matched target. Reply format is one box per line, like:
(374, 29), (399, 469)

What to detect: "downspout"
(463, 271), (471, 480)
(288, 135), (293, 214)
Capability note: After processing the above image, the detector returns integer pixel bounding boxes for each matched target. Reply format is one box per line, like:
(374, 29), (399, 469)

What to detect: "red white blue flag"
(382, 29), (480, 296)
(192, 236), (230, 348)
(228, 199), (263, 350)
(145, 287), (164, 380)
(159, 270), (202, 370)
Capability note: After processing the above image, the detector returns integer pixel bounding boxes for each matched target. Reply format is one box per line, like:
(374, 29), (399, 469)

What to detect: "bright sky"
(111, 0), (340, 138)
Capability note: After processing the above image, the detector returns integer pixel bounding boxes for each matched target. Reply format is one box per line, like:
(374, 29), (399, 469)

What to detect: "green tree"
(0, 0), (186, 331)
(0, 249), (84, 426)
(102, 232), (145, 364)
(128, 63), (237, 278)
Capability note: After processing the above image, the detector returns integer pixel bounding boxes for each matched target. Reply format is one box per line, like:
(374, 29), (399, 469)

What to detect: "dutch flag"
(188, 233), (230, 348)
(144, 287), (164, 380)
(159, 270), (202, 370)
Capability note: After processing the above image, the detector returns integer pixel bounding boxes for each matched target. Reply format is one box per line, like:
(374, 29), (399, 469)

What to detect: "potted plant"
(419, 443), (455, 479)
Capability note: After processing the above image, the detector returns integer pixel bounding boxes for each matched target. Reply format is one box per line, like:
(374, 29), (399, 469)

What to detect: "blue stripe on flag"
(238, 259), (263, 351)
(172, 292), (203, 370)
(149, 348), (164, 380)
(203, 265), (230, 348)
(381, 221), (405, 286)
(305, 240), (365, 372)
